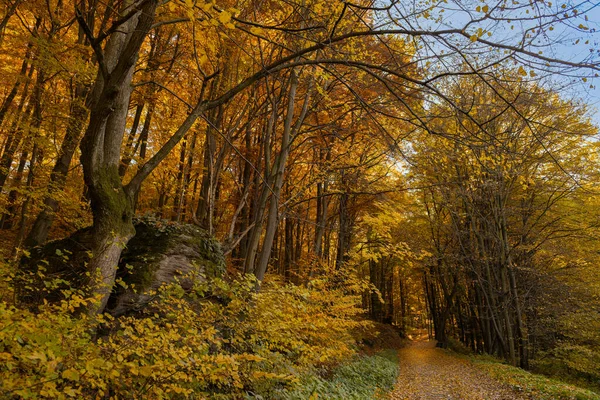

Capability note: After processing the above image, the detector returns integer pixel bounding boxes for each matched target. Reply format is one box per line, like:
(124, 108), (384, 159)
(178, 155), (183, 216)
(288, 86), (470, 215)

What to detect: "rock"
(18, 217), (225, 314)
(107, 217), (225, 316)
(17, 228), (94, 306)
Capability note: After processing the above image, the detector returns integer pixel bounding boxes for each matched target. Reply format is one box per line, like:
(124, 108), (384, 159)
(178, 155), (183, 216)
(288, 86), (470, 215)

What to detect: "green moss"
(118, 217), (225, 291)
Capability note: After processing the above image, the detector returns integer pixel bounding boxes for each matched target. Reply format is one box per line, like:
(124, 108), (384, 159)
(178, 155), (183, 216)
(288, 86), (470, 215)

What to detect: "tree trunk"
(78, 0), (158, 314)
(0, 53), (36, 191)
(335, 188), (351, 270)
(0, 20), (38, 128)
(15, 143), (40, 248)
(25, 83), (90, 247)
(255, 69), (311, 281)
(1, 143), (29, 229)
(118, 103), (144, 177)
(243, 103), (277, 275)
(0, 0), (22, 47)
(172, 136), (187, 220)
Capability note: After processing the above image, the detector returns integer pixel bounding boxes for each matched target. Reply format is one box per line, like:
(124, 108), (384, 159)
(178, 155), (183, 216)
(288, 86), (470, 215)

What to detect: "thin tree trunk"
(256, 69), (311, 281)
(25, 83), (90, 246)
(15, 143), (40, 248)
(118, 103), (144, 177)
(172, 136), (187, 220)
(243, 104), (277, 275)
(1, 144), (29, 229)
(179, 129), (198, 222)
(0, 0), (23, 47)
(0, 19), (38, 128)
(0, 54), (36, 191)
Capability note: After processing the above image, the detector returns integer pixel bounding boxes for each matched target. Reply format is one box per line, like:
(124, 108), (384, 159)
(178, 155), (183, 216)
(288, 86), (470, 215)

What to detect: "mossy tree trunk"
(76, 0), (158, 314)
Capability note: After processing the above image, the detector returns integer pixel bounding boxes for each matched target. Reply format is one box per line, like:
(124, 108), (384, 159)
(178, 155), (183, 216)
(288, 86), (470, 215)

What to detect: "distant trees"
(407, 76), (598, 366)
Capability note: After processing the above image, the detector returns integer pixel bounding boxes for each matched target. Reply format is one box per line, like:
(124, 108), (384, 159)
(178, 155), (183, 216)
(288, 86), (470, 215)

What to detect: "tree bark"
(255, 69), (313, 281)
(78, 0), (159, 314)
(0, 48), (36, 191)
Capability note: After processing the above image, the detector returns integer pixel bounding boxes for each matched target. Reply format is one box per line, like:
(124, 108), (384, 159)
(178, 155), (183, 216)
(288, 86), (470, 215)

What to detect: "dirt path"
(391, 340), (528, 400)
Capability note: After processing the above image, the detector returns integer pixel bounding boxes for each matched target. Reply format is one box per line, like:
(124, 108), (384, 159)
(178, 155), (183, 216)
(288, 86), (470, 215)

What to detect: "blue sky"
(384, 0), (600, 127)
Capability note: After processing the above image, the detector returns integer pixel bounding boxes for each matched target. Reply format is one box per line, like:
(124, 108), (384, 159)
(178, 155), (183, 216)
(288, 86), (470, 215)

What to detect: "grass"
(274, 349), (399, 399)
(469, 354), (600, 400)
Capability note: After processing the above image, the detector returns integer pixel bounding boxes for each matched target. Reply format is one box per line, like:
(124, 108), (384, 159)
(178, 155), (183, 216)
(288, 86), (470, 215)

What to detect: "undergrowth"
(469, 354), (600, 400)
(0, 260), (380, 399)
(276, 349), (399, 400)
(445, 337), (600, 399)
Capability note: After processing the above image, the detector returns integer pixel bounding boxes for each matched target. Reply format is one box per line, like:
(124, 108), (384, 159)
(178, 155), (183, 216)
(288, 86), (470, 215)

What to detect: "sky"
(382, 0), (600, 127)
(547, 4), (600, 126)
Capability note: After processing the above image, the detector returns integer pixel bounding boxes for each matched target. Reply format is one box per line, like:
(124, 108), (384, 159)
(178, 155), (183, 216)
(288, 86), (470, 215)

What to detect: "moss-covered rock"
(18, 217), (225, 314)
(107, 216), (225, 315)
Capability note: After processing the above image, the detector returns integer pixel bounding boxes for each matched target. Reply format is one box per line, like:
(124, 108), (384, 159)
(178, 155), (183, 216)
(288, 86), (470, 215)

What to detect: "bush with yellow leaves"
(0, 262), (372, 399)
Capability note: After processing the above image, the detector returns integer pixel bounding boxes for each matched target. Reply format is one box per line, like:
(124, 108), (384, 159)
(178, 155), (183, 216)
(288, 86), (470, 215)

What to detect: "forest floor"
(390, 340), (528, 400)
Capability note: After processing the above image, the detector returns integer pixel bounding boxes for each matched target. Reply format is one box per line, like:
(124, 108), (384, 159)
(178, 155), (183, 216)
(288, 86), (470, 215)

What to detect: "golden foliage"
(0, 266), (371, 399)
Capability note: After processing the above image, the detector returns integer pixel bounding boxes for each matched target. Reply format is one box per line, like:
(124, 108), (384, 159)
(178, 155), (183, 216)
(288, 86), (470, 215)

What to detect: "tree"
(408, 74), (598, 365)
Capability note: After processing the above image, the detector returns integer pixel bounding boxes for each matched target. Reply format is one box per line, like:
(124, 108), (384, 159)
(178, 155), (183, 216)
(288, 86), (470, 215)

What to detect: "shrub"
(0, 268), (372, 399)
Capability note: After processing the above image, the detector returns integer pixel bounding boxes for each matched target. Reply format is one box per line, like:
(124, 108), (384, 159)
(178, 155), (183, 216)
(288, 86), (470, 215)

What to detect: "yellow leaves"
(62, 386), (79, 397)
(470, 28), (487, 42)
(218, 10), (236, 29)
(515, 66), (537, 78)
(238, 353), (266, 362)
(476, 5), (490, 13)
(252, 371), (295, 381)
(61, 368), (81, 382)
(39, 381), (59, 398)
(139, 365), (154, 377)
(167, 1), (178, 12)
(0, 274), (365, 398)
(250, 26), (264, 36)
(219, 10), (232, 24)
(169, 386), (191, 395)
(27, 351), (48, 363)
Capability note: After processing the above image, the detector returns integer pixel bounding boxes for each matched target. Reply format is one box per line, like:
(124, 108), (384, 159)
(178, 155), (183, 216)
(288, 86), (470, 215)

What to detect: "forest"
(0, 0), (599, 398)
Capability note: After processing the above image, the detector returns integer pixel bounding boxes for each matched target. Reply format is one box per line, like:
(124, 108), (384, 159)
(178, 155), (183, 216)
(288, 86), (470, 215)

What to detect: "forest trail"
(391, 340), (527, 400)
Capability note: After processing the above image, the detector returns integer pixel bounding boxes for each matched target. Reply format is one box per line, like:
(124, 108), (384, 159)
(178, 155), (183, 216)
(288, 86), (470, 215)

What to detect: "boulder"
(107, 217), (225, 315)
(18, 217), (225, 315)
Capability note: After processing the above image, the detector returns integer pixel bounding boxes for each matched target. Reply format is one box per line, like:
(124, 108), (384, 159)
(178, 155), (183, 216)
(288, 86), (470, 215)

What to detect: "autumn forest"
(1, 0), (600, 398)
